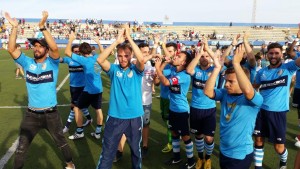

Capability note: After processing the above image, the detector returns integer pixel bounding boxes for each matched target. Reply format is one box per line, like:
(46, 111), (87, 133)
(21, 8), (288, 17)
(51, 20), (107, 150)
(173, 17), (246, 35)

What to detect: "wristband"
(39, 27), (47, 32)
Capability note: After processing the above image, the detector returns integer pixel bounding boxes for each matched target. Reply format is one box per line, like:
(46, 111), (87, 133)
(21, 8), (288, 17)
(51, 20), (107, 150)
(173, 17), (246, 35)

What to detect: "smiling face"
(117, 48), (132, 69)
(199, 51), (210, 68)
(267, 48), (283, 67)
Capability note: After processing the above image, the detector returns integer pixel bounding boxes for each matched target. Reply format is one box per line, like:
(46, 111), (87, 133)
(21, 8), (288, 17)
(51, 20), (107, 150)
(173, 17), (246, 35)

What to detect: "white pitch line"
(0, 74), (70, 169)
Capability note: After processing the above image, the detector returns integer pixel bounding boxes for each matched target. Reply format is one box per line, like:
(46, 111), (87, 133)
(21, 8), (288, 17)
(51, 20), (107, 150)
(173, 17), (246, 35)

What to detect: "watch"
(39, 27), (47, 31)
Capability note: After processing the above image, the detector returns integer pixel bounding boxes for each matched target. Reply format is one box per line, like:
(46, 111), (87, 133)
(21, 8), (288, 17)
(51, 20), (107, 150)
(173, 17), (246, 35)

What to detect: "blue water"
(20, 18), (298, 28)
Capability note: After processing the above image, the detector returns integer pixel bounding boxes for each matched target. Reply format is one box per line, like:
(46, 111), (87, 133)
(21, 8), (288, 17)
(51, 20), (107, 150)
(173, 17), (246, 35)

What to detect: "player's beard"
(34, 50), (47, 60)
(269, 57), (281, 66)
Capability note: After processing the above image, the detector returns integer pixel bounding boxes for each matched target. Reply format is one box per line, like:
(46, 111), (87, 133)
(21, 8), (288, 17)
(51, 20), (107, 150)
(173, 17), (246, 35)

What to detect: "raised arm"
(93, 37), (104, 53)
(287, 24), (300, 59)
(65, 31), (76, 57)
(97, 29), (125, 72)
(161, 35), (173, 59)
(204, 50), (222, 98)
(5, 12), (21, 59)
(154, 57), (170, 86)
(232, 45), (255, 100)
(243, 31), (256, 67)
(39, 11), (59, 59)
(124, 25), (144, 72)
(223, 34), (240, 66)
(186, 45), (203, 75)
(151, 34), (160, 55)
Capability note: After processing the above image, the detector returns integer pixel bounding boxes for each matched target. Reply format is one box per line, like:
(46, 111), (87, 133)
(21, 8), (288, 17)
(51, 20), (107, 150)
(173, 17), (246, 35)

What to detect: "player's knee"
(274, 144), (285, 154)
(204, 136), (214, 143)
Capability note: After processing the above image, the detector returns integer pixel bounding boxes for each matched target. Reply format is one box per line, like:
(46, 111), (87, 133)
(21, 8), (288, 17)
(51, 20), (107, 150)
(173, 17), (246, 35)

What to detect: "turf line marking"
(0, 74), (70, 169)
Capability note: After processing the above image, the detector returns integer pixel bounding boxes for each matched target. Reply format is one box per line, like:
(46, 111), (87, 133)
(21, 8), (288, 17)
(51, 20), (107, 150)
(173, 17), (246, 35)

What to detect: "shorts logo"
(277, 138), (282, 141)
(253, 130), (260, 135)
(29, 64), (37, 71)
(190, 129), (197, 134)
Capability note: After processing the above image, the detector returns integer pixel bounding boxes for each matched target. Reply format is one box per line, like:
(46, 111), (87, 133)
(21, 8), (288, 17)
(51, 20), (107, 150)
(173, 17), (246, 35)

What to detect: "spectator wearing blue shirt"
(5, 11), (75, 169)
(204, 45), (263, 169)
(96, 25), (145, 169)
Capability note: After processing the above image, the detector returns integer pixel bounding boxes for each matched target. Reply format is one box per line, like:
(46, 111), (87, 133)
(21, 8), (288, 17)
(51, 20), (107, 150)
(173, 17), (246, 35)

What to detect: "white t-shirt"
(142, 63), (156, 105)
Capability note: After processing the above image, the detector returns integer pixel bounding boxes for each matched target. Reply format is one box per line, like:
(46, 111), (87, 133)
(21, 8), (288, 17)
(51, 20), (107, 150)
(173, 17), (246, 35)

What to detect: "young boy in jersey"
(155, 50), (194, 169)
(204, 45), (263, 169)
(96, 25), (144, 169)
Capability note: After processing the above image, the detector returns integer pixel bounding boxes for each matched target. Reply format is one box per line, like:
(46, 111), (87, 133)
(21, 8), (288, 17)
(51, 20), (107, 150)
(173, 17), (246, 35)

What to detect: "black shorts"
(76, 91), (102, 109)
(254, 109), (287, 144)
(70, 86), (84, 105)
(168, 110), (190, 136)
(293, 88), (300, 107)
(190, 107), (216, 136)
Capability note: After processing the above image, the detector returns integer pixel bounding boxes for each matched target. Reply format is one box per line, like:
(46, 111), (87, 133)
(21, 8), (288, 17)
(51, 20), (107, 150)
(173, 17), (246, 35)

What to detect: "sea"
(21, 18), (298, 28)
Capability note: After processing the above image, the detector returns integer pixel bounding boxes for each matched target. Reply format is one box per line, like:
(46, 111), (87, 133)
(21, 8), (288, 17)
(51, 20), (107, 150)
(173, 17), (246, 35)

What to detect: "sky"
(1, 0), (300, 24)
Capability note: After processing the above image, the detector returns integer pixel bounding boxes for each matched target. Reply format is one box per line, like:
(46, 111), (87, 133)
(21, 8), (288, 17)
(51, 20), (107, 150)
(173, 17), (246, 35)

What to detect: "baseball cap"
(28, 38), (49, 48)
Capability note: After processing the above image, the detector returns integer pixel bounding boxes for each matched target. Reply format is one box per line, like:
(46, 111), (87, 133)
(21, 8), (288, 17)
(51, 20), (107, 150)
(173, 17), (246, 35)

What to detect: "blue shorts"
(142, 104), (152, 126)
(190, 107), (216, 136)
(76, 91), (102, 109)
(97, 116), (142, 169)
(168, 110), (190, 136)
(219, 152), (253, 169)
(254, 109), (287, 144)
(70, 86), (84, 105)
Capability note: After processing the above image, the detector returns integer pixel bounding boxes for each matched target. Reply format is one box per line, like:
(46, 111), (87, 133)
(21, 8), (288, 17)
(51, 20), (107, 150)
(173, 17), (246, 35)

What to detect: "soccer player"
(96, 25), (144, 169)
(186, 37), (218, 169)
(153, 34), (178, 153)
(60, 44), (93, 133)
(65, 32), (104, 140)
(253, 42), (300, 169)
(155, 50), (194, 168)
(204, 45), (263, 169)
(5, 11), (75, 169)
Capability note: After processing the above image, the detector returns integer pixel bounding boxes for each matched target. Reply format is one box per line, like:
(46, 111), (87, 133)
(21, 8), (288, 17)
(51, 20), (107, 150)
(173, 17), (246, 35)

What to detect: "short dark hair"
(166, 42), (177, 50)
(225, 66), (250, 79)
(117, 43), (133, 53)
(267, 43), (282, 52)
(138, 43), (149, 48)
(79, 42), (92, 55)
(71, 44), (79, 52)
(181, 51), (193, 68)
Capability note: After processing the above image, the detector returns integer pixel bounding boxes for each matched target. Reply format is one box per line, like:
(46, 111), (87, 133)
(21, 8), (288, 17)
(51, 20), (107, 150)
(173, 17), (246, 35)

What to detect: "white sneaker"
(83, 119), (93, 127)
(295, 141), (300, 148)
(65, 164), (76, 169)
(68, 133), (84, 140)
(63, 126), (69, 134)
(296, 136), (300, 141)
(91, 132), (101, 139)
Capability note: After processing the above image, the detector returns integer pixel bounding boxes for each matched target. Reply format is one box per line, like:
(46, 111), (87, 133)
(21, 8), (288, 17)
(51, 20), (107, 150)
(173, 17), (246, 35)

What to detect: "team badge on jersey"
(127, 70), (133, 78)
(116, 71), (123, 78)
(42, 63), (47, 70)
(277, 69), (283, 76)
(196, 72), (202, 77)
(29, 64), (37, 71)
(171, 77), (179, 85)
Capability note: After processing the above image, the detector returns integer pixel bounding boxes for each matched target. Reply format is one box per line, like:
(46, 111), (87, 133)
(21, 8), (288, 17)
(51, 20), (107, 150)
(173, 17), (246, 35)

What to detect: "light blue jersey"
(15, 53), (59, 108)
(164, 67), (191, 113)
(256, 62), (300, 112)
(214, 89), (263, 160)
(71, 53), (103, 94)
(61, 57), (85, 87)
(295, 52), (300, 88)
(106, 64), (144, 119)
(160, 64), (172, 99)
(191, 66), (216, 109)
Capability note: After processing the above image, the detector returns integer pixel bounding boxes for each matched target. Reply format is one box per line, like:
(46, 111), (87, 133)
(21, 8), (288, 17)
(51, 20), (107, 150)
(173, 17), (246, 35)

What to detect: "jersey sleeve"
(214, 88), (225, 101)
(106, 64), (116, 79)
(249, 91), (263, 107)
(15, 53), (30, 68)
(71, 53), (85, 64)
